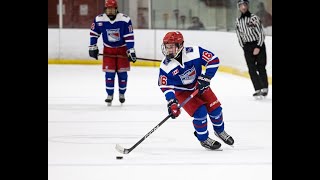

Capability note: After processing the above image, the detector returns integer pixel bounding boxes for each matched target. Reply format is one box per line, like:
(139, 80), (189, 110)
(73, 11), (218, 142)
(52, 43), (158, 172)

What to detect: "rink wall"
(48, 29), (272, 84)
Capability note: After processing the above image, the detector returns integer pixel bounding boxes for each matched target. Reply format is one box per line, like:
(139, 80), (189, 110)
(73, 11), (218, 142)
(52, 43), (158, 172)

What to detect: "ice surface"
(48, 65), (272, 180)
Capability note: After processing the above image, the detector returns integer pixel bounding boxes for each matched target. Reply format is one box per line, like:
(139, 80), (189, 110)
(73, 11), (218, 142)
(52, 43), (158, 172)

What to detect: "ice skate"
(194, 131), (222, 150)
(105, 95), (113, 106)
(119, 94), (125, 104)
(261, 88), (268, 97)
(214, 130), (234, 147)
(253, 90), (263, 100)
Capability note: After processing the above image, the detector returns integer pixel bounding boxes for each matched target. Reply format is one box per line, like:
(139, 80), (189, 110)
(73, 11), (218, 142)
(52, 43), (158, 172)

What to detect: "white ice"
(48, 65), (272, 180)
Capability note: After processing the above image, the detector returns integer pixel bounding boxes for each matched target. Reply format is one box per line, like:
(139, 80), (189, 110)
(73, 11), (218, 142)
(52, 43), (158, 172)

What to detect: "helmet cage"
(161, 43), (183, 59)
(105, 8), (117, 16)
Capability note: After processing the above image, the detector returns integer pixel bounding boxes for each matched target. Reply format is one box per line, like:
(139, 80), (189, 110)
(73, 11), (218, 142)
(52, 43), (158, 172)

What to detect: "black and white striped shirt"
(235, 12), (265, 48)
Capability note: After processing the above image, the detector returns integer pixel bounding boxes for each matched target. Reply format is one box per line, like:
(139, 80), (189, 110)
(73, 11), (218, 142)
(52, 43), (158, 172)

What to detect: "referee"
(235, 0), (269, 99)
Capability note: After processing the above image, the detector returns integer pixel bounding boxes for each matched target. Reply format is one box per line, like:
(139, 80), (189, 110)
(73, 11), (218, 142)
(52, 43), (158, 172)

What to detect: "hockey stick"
(98, 53), (161, 62)
(115, 89), (199, 154)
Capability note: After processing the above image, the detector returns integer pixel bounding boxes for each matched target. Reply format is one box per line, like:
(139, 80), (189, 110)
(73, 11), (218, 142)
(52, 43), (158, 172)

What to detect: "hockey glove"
(127, 48), (137, 63)
(197, 74), (211, 94)
(167, 99), (181, 119)
(89, 45), (99, 60)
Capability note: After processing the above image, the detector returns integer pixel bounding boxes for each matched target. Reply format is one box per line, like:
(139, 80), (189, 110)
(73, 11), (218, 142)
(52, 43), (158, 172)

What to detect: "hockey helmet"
(161, 31), (184, 59)
(105, 0), (118, 8)
(163, 31), (184, 45)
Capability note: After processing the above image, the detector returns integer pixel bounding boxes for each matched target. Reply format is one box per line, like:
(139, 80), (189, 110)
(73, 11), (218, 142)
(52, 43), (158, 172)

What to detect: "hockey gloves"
(127, 48), (137, 63)
(167, 99), (181, 119)
(89, 45), (99, 60)
(197, 74), (211, 94)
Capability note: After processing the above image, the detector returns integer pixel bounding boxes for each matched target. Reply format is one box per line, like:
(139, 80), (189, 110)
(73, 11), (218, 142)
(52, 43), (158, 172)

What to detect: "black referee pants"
(243, 42), (268, 91)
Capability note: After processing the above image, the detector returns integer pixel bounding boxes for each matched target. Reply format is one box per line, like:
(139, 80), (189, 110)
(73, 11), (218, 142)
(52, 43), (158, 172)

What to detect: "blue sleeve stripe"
(164, 89), (175, 95)
(126, 42), (134, 50)
(165, 92), (175, 101)
(90, 38), (98, 45)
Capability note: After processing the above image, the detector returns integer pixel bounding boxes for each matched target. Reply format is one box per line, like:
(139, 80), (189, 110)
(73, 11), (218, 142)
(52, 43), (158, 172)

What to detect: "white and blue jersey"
(158, 46), (220, 101)
(89, 13), (134, 49)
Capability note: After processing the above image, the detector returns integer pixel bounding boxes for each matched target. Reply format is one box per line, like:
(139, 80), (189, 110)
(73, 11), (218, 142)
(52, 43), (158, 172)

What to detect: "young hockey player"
(158, 31), (234, 150)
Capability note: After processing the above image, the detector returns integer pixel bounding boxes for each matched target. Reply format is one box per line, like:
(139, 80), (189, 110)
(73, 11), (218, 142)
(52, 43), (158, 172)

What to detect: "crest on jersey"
(107, 28), (120, 42)
(178, 66), (196, 85)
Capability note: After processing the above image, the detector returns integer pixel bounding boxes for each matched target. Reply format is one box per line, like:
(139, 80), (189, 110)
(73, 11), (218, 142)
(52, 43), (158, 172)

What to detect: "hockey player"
(158, 31), (234, 150)
(89, 0), (136, 106)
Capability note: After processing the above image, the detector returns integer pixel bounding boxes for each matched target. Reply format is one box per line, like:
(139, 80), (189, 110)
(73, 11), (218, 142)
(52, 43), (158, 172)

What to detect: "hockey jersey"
(158, 46), (220, 101)
(89, 13), (134, 49)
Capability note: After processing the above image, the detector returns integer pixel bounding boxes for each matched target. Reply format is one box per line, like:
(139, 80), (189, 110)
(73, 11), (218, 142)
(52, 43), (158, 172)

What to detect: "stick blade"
(115, 144), (129, 154)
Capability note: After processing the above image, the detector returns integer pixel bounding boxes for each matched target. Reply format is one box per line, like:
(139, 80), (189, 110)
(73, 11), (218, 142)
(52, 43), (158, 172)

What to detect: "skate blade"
(205, 147), (223, 151)
(107, 102), (112, 106)
(254, 95), (264, 100)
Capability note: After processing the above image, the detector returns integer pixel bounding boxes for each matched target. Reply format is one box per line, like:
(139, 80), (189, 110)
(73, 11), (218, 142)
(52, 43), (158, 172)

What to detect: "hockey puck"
(116, 156), (123, 160)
